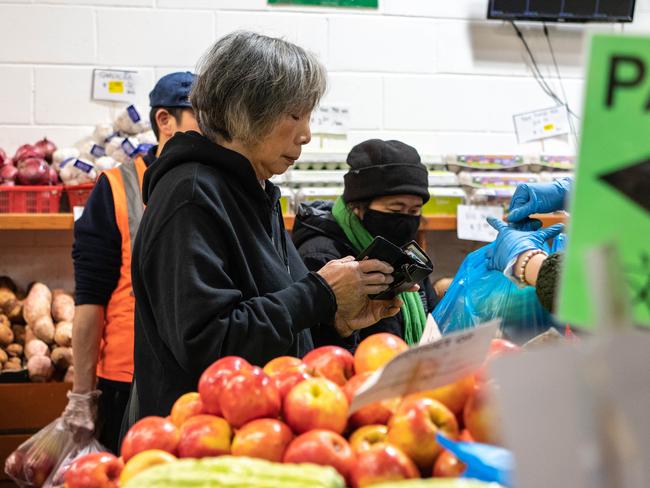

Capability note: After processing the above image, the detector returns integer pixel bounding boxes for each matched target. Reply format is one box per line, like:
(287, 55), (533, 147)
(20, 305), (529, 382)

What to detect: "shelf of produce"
(0, 213), (566, 231)
(0, 382), (71, 485)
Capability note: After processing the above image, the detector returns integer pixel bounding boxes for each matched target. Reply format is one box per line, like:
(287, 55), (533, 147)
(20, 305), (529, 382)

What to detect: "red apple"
(119, 450), (177, 486)
(476, 339), (521, 383)
(64, 452), (124, 488)
(354, 333), (408, 374)
(284, 430), (356, 484)
(343, 372), (399, 428)
(4, 450), (25, 481)
(464, 381), (503, 445)
(404, 375), (475, 417)
(274, 369), (311, 400)
(198, 356), (251, 415)
(303, 345), (355, 386)
(387, 397), (459, 472)
(170, 392), (203, 428)
(120, 416), (180, 462)
(231, 418), (294, 463)
(349, 444), (419, 488)
(283, 377), (349, 434)
(218, 366), (281, 428)
(263, 356), (307, 376)
(23, 451), (57, 487)
(177, 414), (232, 458)
(432, 429), (473, 478)
(348, 424), (388, 454)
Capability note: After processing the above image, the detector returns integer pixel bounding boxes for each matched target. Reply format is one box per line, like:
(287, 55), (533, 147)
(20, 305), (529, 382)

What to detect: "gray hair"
(191, 31), (327, 145)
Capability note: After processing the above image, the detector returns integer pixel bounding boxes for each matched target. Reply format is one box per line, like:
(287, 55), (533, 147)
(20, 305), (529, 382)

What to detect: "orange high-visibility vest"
(97, 155), (147, 383)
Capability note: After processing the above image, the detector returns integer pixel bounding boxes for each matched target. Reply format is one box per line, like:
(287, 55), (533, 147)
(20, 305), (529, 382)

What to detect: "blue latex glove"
(507, 177), (573, 223)
(486, 217), (564, 272)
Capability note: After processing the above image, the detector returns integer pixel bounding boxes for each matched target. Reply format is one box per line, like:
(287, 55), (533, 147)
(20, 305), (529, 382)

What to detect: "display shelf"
(0, 213), (566, 232)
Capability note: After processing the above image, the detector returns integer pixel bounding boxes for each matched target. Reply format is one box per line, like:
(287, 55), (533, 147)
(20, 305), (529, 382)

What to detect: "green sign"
(268, 0), (378, 7)
(558, 34), (650, 328)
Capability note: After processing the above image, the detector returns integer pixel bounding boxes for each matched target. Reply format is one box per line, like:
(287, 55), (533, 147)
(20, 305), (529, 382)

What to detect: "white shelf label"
(92, 69), (140, 103)
(457, 204), (504, 242)
(513, 105), (571, 143)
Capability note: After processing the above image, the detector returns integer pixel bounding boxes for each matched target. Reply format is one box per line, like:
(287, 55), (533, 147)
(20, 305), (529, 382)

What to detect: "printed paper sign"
(310, 104), (350, 135)
(349, 321), (499, 414)
(92, 69), (140, 103)
(418, 314), (442, 345)
(457, 205), (504, 242)
(513, 105), (571, 143)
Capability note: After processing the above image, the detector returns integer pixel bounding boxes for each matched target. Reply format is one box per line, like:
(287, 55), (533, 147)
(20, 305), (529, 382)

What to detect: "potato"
(0, 288), (16, 308)
(33, 315), (55, 344)
(27, 355), (54, 382)
(4, 357), (22, 371)
(25, 339), (50, 359)
(22, 282), (52, 325)
(0, 348), (7, 364)
(3, 299), (23, 323)
(24, 326), (36, 343)
(54, 321), (73, 347)
(63, 365), (74, 384)
(6, 343), (23, 358)
(51, 293), (74, 322)
(11, 325), (26, 345)
(0, 323), (13, 347)
(51, 347), (73, 370)
(0, 314), (9, 328)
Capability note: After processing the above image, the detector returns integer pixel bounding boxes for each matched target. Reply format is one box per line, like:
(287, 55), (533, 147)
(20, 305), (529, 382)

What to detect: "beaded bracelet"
(517, 250), (547, 285)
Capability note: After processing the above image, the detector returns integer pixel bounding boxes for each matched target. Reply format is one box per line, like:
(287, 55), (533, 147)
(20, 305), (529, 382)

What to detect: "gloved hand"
(61, 390), (101, 441)
(486, 217), (564, 272)
(507, 177), (573, 223)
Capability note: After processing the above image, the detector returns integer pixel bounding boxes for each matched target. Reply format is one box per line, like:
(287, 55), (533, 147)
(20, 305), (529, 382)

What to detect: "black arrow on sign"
(599, 158), (650, 214)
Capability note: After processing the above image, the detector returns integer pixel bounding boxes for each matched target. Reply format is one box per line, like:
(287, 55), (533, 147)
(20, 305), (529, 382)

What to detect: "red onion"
(1, 164), (18, 183)
(0, 148), (6, 166)
(16, 158), (49, 185)
(14, 144), (45, 163)
(34, 138), (57, 163)
(48, 165), (59, 184)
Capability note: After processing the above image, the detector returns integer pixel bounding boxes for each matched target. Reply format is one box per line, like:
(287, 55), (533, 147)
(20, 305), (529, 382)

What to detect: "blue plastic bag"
(432, 242), (559, 343)
(436, 433), (514, 487)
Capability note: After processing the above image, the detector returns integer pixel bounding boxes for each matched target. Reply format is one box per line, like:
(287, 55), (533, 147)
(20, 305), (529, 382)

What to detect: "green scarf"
(331, 197), (426, 345)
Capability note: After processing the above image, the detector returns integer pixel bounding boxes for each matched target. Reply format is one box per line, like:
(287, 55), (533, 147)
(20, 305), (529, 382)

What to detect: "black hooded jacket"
(292, 201), (438, 352)
(130, 131), (336, 419)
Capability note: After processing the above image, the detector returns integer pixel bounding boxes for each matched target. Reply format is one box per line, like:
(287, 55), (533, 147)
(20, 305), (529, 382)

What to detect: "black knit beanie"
(342, 139), (429, 203)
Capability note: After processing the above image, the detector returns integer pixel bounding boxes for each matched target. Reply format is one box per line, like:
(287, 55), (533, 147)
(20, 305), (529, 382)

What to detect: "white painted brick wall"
(0, 2), (647, 156)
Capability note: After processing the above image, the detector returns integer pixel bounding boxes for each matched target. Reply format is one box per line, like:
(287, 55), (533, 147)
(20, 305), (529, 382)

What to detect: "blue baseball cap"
(149, 71), (195, 108)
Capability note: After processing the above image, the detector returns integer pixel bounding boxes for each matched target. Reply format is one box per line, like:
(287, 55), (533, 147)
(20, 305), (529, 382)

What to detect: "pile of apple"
(63, 334), (520, 488)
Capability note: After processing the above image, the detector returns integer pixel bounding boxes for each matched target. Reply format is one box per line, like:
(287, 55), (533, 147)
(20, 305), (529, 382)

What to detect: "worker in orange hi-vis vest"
(62, 72), (199, 453)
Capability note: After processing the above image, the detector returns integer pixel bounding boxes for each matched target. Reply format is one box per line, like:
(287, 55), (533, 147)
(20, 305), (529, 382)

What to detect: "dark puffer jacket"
(292, 200), (438, 352)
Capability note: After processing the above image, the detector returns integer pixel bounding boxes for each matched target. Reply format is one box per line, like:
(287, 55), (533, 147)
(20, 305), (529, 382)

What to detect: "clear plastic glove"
(485, 217), (564, 272)
(61, 390), (101, 441)
(507, 177), (573, 223)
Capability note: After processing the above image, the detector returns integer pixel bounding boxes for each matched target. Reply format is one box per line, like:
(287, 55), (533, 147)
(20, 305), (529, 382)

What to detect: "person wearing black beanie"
(293, 139), (438, 352)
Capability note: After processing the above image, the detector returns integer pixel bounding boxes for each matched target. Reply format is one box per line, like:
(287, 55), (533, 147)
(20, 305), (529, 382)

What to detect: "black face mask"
(362, 209), (421, 247)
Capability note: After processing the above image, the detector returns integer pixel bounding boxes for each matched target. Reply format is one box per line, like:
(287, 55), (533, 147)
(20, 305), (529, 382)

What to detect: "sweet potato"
(4, 357), (22, 371)
(24, 325), (36, 343)
(54, 321), (73, 347)
(51, 293), (74, 322)
(33, 315), (55, 344)
(63, 365), (74, 383)
(6, 343), (23, 358)
(27, 355), (54, 382)
(51, 347), (73, 370)
(0, 323), (13, 347)
(25, 339), (49, 359)
(22, 282), (52, 324)
(11, 325), (26, 345)
(0, 348), (7, 364)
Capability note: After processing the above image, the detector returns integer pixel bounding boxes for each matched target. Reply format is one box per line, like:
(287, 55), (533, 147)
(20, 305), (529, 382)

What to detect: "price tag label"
(513, 105), (570, 143)
(92, 69), (139, 103)
(349, 321), (499, 414)
(457, 204), (504, 242)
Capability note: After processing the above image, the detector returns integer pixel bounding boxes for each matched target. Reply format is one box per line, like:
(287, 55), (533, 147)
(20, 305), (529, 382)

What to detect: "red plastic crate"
(65, 183), (95, 208)
(0, 185), (63, 213)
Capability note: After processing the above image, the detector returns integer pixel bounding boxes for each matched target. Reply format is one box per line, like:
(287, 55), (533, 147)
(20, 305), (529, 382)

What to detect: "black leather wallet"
(356, 236), (434, 300)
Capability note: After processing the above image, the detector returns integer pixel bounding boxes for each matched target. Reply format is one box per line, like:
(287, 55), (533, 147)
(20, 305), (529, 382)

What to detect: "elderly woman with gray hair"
(128, 31), (402, 419)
